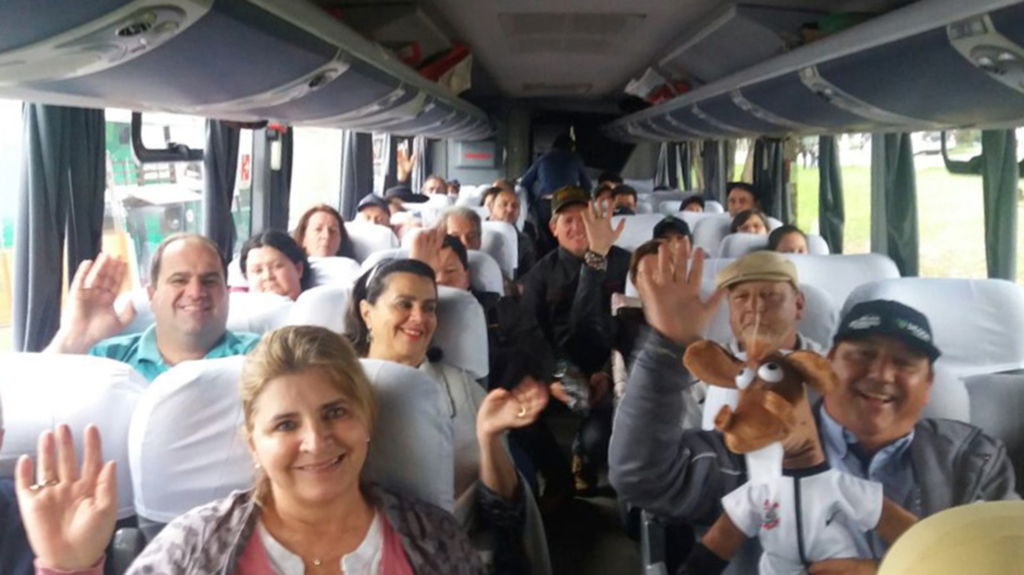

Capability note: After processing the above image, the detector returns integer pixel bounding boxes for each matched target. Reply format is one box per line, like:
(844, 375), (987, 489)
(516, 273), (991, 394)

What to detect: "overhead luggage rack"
(0, 0), (493, 140)
(606, 0), (1024, 142)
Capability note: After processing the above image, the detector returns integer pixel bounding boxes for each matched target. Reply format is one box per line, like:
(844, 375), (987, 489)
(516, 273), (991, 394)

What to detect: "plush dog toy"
(678, 339), (918, 575)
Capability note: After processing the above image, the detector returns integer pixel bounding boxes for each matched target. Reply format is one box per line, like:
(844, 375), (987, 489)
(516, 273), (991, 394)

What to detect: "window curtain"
(753, 138), (787, 222)
(871, 133), (919, 276)
(818, 135), (845, 254)
(701, 140), (726, 202)
(411, 135), (433, 193)
(13, 104), (106, 352)
(654, 143), (683, 190)
(339, 130), (375, 220)
(267, 127), (293, 232)
(202, 120), (240, 263)
(680, 143), (693, 190)
(380, 134), (399, 191)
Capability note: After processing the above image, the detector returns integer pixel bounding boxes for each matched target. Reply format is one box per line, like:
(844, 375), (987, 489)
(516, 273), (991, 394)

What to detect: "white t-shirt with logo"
(721, 467), (883, 575)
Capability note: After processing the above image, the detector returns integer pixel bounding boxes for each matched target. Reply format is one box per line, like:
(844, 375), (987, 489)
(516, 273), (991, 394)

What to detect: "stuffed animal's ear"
(684, 340), (744, 388)
(785, 350), (839, 396)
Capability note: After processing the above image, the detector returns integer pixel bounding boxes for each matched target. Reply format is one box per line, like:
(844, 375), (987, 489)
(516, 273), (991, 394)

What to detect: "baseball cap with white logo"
(834, 300), (941, 363)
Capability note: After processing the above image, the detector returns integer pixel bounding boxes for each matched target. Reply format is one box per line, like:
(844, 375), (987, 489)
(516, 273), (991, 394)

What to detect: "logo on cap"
(897, 319), (932, 342)
(848, 315), (881, 330)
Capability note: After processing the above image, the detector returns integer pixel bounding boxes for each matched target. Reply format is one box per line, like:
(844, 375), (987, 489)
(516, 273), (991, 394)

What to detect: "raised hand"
(396, 146), (419, 184)
(477, 376), (550, 439)
(581, 199), (625, 256)
(47, 254), (134, 354)
(15, 424), (118, 572)
(407, 224), (447, 274)
(636, 241), (725, 345)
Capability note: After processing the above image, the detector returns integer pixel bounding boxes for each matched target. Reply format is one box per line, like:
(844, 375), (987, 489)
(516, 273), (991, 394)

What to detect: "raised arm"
(476, 377), (550, 499)
(45, 254), (135, 354)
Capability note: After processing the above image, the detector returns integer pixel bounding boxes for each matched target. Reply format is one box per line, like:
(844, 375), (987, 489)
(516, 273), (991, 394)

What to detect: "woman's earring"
(367, 328), (373, 344)
(366, 436), (371, 444)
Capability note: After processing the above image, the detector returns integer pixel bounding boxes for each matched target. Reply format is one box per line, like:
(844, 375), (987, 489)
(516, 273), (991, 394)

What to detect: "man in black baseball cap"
(610, 284), (1018, 572)
(355, 194), (392, 227)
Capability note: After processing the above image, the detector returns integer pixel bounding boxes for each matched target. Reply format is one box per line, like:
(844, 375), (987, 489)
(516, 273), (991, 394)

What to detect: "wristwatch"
(584, 250), (607, 271)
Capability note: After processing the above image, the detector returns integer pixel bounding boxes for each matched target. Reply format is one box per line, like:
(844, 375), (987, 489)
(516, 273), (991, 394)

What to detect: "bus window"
(914, 130), (986, 279)
(793, 134), (871, 254)
(0, 99), (22, 352)
(289, 127), (343, 230)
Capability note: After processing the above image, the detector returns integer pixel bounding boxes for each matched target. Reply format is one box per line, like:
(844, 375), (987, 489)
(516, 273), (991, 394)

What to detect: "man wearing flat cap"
(610, 246), (1017, 574)
(693, 251), (825, 431)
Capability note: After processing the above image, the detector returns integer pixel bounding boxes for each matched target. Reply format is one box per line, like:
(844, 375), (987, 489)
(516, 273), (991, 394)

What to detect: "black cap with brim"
(384, 185), (429, 204)
(551, 185), (590, 214)
(834, 300), (941, 362)
(356, 194), (389, 212)
(653, 216), (691, 240)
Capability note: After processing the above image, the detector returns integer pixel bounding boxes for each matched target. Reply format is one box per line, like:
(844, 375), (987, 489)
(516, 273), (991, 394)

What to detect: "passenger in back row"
(240, 230), (313, 301)
(726, 182), (759, 217)
(611, 185), (639, 216)
(730, 209), (769, 235)
(769, 224), (809, 254)
(293, 204), (356, 259)
(355, 194), (392, 228)
(520, 186), (630, 491)
(487, 187), (538, 277)
(610, 244), (1018, 573)
(44, 233), (259, 383)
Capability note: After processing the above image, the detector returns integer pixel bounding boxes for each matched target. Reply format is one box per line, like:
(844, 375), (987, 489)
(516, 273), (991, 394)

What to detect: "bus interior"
(2, 0), (1024, 573)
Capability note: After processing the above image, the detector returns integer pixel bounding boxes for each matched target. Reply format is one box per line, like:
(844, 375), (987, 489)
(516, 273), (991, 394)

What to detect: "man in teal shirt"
(46, 233), (259, 382)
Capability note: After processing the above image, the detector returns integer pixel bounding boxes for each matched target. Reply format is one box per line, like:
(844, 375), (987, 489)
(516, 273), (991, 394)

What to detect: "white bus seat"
(407, 194), (455, 227)
(457, 185), (486, 207)
(921, 363), (970, 424)
(806, 234), (831, 255)
(705, 200), (725, 214)
(843, 278), (1024, 378)
(659, 200), (682, 215)
(612, 214), (669, 252)
(787, 254), (900, 310)
(648, 191), (692, 212)
(516, 186), (529, 231)
(361, 248), (504, 295)
(623, 179), (654, 195)
(345, 221), (400, 263)
(766, 216), (783, 231)
(964, 373), (1024, 494)
(287, 285), (352, 334)
(481, 220), (518, 279)
(692, 214), (733, 255)
(625, 257), (736, 298)
(0, 353), (145, 520)
(718, 233), (769, 258)
(434, 286), (489, 379)
(227, 257), (247, 289)
(116, 289), (292, 336)
(308, 256), (362, 287)
(226, 291), (293, 334)
(471, 206), (491, 220)
(129, 356), (457, 531)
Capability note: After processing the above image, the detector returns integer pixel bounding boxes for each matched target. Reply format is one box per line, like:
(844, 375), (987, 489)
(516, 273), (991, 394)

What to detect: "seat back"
(287, 285), (352, 334)
(227, 257), (247, 289)
(704, 200), (725, 214)
(921, 363), (970, 423)
(360, 248), (504, 295)
(692, 214), (733, 255)
(308, 256), (362, 287)
(481, 220), (518, 279)
(129, 356), (457, 525)
(965, 373), (1024, 496)
(787, 253), (901, 310)
(226, 291), (293, 334)
(806, 234), (831, 255)
(612, 214), (669, 251)
(434, 286), (489, 378)
(345, 222), (400, 263)
(0, 353), (146, 519)
(718, 233), (769, 258)
(843, 278), (1024, 377)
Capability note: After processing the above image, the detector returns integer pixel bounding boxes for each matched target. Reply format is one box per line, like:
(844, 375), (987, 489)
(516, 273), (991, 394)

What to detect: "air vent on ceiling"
(521, 83), (593, 95)
(499, 12), (644, 55)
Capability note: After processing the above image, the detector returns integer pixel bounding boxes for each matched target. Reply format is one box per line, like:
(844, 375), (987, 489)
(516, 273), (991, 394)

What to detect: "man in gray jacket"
(609, 245), (1018, 574)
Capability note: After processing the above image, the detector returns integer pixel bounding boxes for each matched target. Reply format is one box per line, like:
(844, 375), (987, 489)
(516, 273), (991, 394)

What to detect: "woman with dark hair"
(768, 224), (809, 254)
(294, 204), (356, 259)
(240, 230), (312, 300)
(344, 259), (547, 573)
(730, 209), (770, 235)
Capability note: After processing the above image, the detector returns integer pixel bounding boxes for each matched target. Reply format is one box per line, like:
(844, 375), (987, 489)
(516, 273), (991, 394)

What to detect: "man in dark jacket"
(609, 245), (1018, 574)
(520, 134), (592, 254)
(0, 400), (34, 575)
(520, 185), (630, 491)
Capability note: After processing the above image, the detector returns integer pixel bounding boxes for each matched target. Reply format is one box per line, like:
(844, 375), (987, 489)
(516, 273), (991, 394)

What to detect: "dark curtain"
(411, 135), (433, 192)
(701, 140), (725, 202)
(753, 138), (787, 222)
(981, 130), (1019, 280)
(654, 143), (683, 190)
(202, 120), (240, 263)
(339, 131), (375, 220)
(680, 143), (693, 190)
(871, 133), (919, 276)
(267, 127), (293, 232)
(14, 104), (106, 352)
(380, 134), (399, 191)
(818, 135), (845, 254)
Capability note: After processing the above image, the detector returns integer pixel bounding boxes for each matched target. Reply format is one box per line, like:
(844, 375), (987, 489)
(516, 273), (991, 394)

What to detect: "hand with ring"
(15, 424), (118, 572)
(476, 376), (550, 440)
